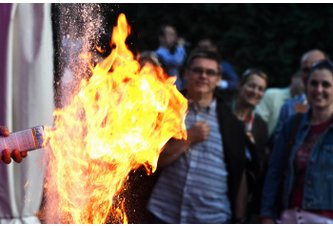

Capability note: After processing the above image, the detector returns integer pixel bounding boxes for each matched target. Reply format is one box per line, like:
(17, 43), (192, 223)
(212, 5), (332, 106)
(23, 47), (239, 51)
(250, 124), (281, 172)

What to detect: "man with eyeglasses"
(147, 48), (248, 223)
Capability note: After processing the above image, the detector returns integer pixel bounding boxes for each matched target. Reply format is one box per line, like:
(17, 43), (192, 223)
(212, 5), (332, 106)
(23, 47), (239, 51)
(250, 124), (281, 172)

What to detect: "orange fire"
(43, 13), (187, 224)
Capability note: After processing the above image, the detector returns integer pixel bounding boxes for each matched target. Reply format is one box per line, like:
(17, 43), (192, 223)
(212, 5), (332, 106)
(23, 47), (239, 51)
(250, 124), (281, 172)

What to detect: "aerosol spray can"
(0, 125), (44, 152)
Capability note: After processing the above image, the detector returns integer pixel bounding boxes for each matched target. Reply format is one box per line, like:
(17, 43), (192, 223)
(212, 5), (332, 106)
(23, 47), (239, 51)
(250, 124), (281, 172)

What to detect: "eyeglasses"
(309, 80), (332, 89)
(189, 67), (220, 77)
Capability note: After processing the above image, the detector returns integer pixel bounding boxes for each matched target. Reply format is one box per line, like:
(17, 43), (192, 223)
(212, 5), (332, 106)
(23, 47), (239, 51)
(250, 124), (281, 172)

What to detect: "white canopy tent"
(0, 3), (54, 223)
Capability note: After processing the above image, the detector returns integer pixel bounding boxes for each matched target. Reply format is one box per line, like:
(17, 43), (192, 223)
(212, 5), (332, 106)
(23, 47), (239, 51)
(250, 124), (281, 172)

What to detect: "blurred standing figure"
(138, 50), (161, 69)
(196, 37), (239, 92)
(289, 71), (305, 98)
(0, 3), (54, 223)
(147, 48), (247, 223)
(155, 24), (186, 90)
(272, 49), (327, 146)
(256, 49), (327, 138)
(232, 68), (269, 222)
(255, 86), (290, 137)
(261, 60), (333, 223)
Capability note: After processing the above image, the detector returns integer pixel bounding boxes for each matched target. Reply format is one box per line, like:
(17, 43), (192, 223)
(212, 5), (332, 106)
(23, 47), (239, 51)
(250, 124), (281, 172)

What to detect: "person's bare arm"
(158, 121), (210, 168)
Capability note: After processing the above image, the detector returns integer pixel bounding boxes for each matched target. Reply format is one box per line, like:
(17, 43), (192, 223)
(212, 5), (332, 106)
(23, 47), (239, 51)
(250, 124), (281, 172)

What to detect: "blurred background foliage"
(53, 3), (333, 88)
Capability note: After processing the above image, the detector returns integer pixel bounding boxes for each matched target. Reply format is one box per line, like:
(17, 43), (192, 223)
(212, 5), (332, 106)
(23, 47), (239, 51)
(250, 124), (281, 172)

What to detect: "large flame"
(43, 13), (187, 224)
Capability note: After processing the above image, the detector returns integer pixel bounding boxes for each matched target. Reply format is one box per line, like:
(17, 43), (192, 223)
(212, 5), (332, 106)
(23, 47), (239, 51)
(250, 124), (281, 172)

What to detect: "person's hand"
(0, 126), (28, 164)
(187, 121), (211, 145)
(0, 126), (10, 137)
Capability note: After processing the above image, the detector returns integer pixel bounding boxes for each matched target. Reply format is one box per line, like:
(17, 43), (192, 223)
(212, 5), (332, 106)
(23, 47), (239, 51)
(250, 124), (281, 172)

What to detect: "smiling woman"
(307, 60), (333, 115)
(231, 68), (269, 223)
(261, 59), (333, 224)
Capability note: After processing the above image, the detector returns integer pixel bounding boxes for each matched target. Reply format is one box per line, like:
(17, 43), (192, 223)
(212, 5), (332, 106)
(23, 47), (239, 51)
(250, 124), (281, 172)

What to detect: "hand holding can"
(0, 125), (44, 164)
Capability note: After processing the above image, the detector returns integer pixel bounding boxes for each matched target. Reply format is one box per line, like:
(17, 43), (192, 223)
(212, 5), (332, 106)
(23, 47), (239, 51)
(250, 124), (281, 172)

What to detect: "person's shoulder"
(282, 111), (306, 132)
(264, 87), (289, 96)
(254, 113), (268, 130)
(293, 93), (306, 102)
(260, 87), (290, 104)
(281, 98), (295, 107)
(215, 94), (234, 116)
(254, 113), (267, 125)
(155, 46), (168, 54)
(214, 88), (236, 106)
(281, 93), (305, 108)
(176, 44), (186, 51)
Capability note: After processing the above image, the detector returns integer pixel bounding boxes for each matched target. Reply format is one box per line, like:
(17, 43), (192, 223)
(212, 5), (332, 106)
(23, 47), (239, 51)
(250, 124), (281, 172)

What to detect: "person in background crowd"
(289, 70), (306, 98)
(147, 48), (247, 223)
(196, 37), (239, 92)
(255, 86), (290, 137)
(261, 59), (333, 224)
(138, 51), (161, 68)
(155, 24), (187, 90)
(256, 49), (327, 138)
(271, 49), (327, 147)
(231, 68), (269, 223)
